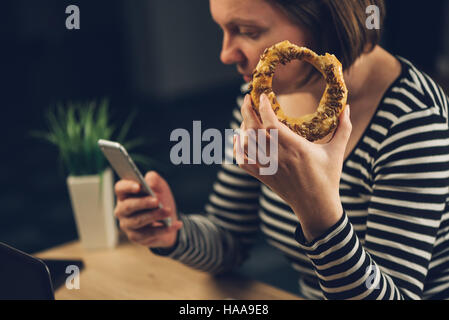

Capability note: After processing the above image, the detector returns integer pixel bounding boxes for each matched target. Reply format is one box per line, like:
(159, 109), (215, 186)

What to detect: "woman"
(114, 0), (449, 299)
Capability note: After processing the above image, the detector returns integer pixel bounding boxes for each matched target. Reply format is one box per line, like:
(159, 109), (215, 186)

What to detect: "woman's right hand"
(114, 171), (183, 249)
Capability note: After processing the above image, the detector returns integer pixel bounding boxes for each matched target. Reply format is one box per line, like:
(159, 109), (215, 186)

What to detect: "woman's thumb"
(145, 170), (165, 192)
(330, 105), (352, 149)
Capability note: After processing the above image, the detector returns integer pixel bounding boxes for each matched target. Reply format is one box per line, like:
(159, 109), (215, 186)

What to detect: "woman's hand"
(114, 171), (183, 249)
(236, 94), (351, 242)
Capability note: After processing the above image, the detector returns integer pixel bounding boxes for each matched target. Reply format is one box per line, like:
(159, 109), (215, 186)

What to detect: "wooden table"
(35, 239), (301, 300)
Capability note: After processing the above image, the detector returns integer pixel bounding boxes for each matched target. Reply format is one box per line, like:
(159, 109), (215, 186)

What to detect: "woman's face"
(210, 0), (312, 94)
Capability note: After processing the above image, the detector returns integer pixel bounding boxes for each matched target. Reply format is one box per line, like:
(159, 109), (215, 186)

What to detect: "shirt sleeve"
(151, 92), (262, 275)
(295, 107), (449, 299)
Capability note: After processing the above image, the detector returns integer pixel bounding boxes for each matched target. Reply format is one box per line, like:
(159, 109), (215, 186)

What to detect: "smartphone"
(98, 139), (171, 227)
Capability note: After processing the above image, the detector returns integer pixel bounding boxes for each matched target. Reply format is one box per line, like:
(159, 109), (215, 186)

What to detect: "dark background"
(2, 0), (449, 294)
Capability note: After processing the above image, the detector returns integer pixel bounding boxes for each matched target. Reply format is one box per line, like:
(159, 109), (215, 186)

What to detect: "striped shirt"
(152, 57), (449, 300)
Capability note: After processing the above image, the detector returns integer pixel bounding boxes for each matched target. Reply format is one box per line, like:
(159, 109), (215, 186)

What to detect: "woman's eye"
(238, 28), (261, 39)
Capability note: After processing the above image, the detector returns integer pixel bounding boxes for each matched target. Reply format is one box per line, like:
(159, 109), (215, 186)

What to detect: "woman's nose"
(220, 36), (244, 65)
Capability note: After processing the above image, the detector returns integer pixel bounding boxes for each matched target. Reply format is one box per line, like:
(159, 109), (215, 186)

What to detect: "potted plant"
(34, 99), (147, 250)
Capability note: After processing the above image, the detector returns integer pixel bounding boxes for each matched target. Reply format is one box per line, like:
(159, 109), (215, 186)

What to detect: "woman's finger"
(235, 132), (259, 175)
(327, 104), (352, 152)
(115, 180), (141, 201)
(115, 196), (159, 218)
(119, 207), (171, 230)
(239, 120), (246, 149)
(240, 94), (262, 130)
(236, 121), (257, 164)
(259, 93), (279, 129)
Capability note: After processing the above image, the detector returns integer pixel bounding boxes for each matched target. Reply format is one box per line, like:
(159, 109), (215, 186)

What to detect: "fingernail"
(133, 184), (140, 192)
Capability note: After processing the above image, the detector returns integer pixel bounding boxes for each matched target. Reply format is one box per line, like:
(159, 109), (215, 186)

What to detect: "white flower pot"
(66, 168), (118, 250)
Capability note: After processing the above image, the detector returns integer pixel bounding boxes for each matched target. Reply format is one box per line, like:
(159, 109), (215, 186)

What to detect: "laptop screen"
(0, 242), (55, 300)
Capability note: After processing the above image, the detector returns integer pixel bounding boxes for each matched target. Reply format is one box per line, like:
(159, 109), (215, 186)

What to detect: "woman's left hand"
(236, 93), (352, 242)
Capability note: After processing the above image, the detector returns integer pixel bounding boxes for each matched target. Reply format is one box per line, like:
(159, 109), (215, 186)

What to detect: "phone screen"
(98, 139), (171, 227)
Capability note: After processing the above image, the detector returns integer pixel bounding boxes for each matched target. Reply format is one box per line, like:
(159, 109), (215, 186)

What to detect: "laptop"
(0, 242), (84, 300)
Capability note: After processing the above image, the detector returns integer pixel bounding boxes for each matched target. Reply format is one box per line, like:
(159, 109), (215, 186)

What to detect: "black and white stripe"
(153, 57), (449, 300)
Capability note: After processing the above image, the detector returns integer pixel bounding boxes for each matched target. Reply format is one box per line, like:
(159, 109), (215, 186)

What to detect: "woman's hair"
(268, 0), (386, 70)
